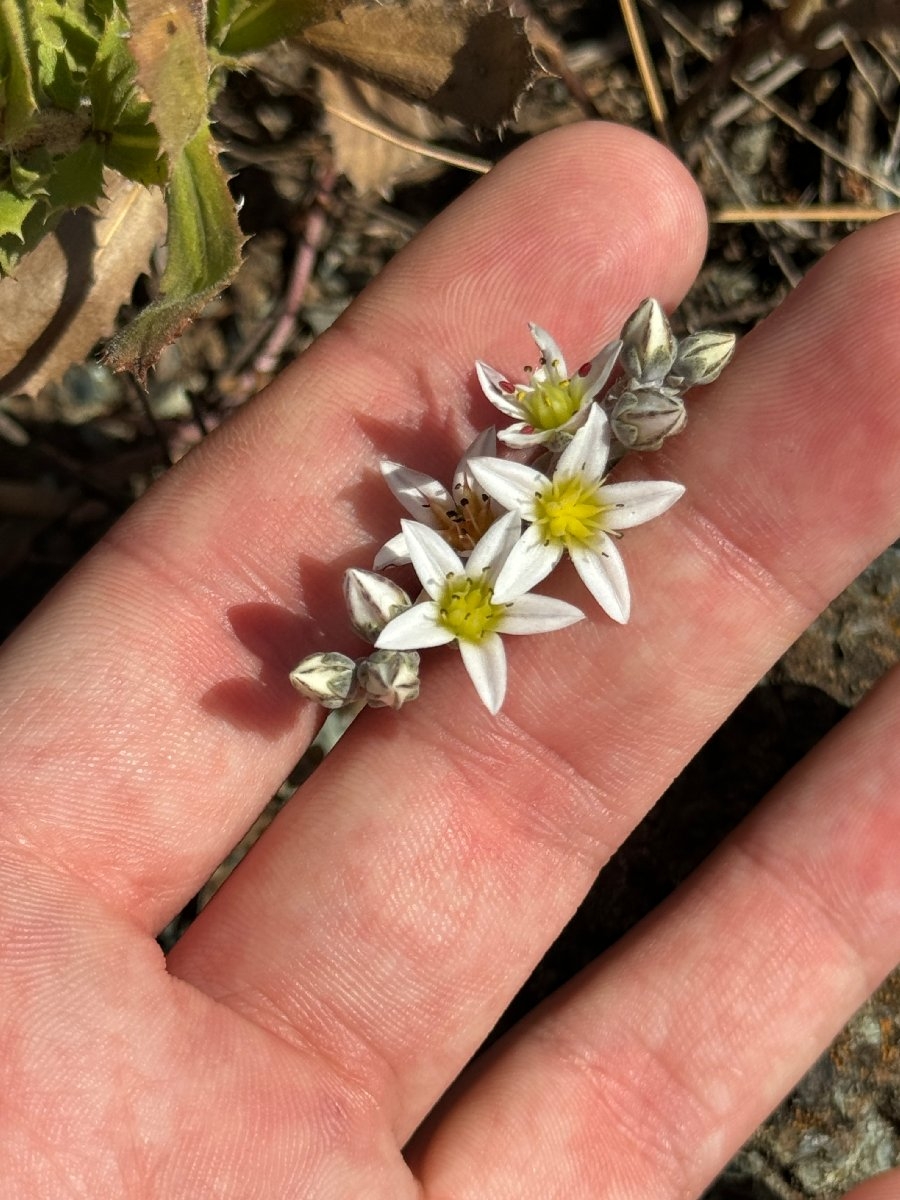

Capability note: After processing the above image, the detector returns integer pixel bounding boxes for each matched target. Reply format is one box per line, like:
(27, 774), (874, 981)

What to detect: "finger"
(0, 124), (707, 931)
(169, 214), (900, 1140)
(411, 663), (900, 1199)
(843, 1170), (900, 1200)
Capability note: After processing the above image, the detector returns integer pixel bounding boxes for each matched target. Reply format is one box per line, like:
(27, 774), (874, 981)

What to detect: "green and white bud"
(289, 651), (359, 709)
(344, 568), (412, 643)
(666, 330), (736, 390)
(357, 649), (420, 710)
(611, 387), (686, 451)
(620, 298), (677, 385)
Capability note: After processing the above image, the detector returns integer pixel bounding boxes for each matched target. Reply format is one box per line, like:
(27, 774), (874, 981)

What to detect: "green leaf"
(8, 155), (46, 197)
(87, 18), (166, 186)
(42, 138), (104, 208)
(48, 7), (101, 101)
(216, 0), (335, 57)
(0, 186), (62, 273)
(0, 140), (106, 275)
(0, 0), (40, 142)
(87, 19), (138, 128)
(103, 118), (167, 186)
(206, 0), (245, 50)
(0, 187), (36, 240)
(103, 122), (244, 381)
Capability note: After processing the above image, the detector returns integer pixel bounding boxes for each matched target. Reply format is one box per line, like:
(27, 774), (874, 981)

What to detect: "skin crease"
(0, 120), (898, 1198)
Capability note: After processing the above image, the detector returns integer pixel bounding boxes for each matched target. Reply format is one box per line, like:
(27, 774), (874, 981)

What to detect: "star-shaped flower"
(374, 428), (501, 569)
(468, 405), (684, 624)
(475, 324), (620, 451)
(375, 511), (584, 713)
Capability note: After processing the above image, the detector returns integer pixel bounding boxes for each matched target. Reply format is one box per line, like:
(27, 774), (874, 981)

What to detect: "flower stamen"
(533, 476), (613, 548)
(437, 573), (505, 643)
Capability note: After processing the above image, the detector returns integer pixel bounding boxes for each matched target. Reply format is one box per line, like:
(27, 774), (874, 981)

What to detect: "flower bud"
(357, 649), (420, 710)
(344, 568), (412, 643)
(611, 387), (686, 451)
(619, 298), (677, 385)
(289, 651), (359, 709)
(666, 330), (736, 390)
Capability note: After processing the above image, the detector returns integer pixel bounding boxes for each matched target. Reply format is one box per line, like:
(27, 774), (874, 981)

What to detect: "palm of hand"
(2, 124), (900, 1200)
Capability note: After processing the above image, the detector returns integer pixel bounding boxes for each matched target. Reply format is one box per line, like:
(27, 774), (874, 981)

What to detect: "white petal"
(497, 423), (558, 449)
(375, 602), (454, 649)
(468, 455), (546, 517)
(467, 510), (521, 579)
(491, 524), (562, 604)
(454, 426), (497, 496)
(528, 323), (567, 382)
(498, 593), (585, 635)
(459, 634), (507, 713)
(570, 537), (631, 623)
(475, 361), (526, 419)
(456, 425), (497, 476)
(572, 338), (621, 401)
(401, 519), (464, 600)
(556, 402), (593, 436)
(373, 531), (409, 569)
(600, 480), (685, 530)
(556, 404), (610, 481)
(380, 460), (451, 520)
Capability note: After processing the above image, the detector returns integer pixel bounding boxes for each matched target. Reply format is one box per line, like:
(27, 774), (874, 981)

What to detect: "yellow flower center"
(438, 574), (505, 643)
(534, 476), (611, 547)
(519, 379), (580, 430)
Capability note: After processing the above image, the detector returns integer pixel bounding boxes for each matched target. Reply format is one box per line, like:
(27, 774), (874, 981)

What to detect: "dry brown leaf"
(0, 177), (167, 398)
(320, 68), (449, 196)
(304, 0), (537, 129)
(127, 0), (210, 158)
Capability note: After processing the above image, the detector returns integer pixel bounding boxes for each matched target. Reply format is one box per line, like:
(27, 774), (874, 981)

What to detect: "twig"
(708, 55), (805, 133)
(712, 204), (896, 223)
(738, 81), (900, 202)
(844, 70), (876, 203)
(133, 378), (173, 469)
(320, 102), (491, 175)
(840, 29), (893, 117)
(512, 0), (597, 119)
(703, 135), (803, 288)
(254, 166), (338, 378)
(885, 111), (900, 179)
(618, 0), (671, 146)
(0, 408), (29, 447)
(640, 0), (715, 60)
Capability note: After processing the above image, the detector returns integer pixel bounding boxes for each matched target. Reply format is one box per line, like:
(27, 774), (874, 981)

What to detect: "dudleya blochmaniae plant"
(289, 298), (736, 715)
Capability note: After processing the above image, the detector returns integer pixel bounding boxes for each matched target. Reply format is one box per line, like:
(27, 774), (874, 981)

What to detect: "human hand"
(1, 123), (899, 1199)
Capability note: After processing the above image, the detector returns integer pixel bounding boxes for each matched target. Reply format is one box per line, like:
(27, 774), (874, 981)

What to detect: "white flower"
(475, 324), (620, 451)
(468, 405), (684, 624)
(374, 427), (501, 569)
(375, 510), (584, 714)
